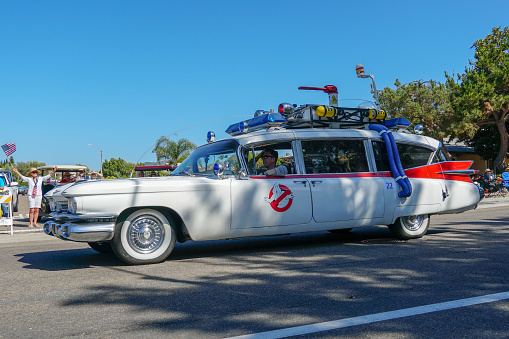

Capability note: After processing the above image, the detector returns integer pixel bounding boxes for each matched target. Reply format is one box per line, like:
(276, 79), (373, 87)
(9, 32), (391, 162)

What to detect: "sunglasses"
(262, 155), (273, 159)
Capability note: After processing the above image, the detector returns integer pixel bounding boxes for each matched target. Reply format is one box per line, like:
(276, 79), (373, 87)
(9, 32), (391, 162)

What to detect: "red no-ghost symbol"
(268, 184), (293, 212)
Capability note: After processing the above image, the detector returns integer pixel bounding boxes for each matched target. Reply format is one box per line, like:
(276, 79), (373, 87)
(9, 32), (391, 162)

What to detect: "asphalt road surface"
(1, 206), (509, 338)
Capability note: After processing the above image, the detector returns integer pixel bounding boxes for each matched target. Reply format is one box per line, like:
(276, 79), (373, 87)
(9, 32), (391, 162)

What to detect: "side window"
(301, 139), (369, 174)
(431, 149), (447, 163)
(242, 142), (294, 175)
(371, 141), (391, 172)
(372, 140), (434, 170)
(397, 143), (434, 168)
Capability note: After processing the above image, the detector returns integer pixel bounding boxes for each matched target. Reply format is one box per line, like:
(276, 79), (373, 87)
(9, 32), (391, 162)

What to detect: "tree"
(469, 123), (504, 162)
(102, 158), (136, 178)
(378, 79), (455, 158)
(152, 137), (197, 166)
(8, 161), (46, 179)
(446, 26), (509, 172)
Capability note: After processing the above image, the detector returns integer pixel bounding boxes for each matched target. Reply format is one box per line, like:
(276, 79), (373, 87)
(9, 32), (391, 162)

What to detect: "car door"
(300, 137), (385, 224)
(230, 141), (312, 229)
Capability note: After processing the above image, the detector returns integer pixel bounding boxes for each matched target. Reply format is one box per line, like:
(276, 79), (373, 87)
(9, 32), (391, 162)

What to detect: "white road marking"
(227, 291), (509, 339)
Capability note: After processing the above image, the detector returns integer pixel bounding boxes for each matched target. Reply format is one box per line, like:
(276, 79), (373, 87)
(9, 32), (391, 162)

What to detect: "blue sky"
(1, 1), (507, 171)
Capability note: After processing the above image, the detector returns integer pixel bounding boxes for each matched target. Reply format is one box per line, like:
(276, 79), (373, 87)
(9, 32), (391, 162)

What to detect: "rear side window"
(371, 141), (391, 172)
(397, 143), (434, 168)
(301, 139), (369, 174)
(371, 141), (434, 170)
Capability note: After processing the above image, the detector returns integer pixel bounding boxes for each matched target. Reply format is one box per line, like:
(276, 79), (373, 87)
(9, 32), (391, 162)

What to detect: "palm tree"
(152, 137), (197, 166)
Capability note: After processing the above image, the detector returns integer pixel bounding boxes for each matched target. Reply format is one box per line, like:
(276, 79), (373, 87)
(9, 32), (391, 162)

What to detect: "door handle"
(293, 180), (307, 187)
(310, 180), (322, 187)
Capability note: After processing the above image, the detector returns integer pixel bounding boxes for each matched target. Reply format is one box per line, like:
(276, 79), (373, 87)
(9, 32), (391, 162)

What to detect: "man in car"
(256, 148), (288, 176)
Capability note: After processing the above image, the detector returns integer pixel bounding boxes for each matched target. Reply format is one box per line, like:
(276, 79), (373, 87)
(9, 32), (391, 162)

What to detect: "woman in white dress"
(13, 166), (57, 228)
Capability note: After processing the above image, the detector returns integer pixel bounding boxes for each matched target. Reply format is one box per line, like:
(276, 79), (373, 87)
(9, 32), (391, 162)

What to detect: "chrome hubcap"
(401, 215), (424, 231)
(127, 215), (165, 254)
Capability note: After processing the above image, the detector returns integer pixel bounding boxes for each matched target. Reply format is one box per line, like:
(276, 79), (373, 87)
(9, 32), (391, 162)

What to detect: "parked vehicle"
(18, 185), (28, 195)
(43, 86), (482, 265)
(0, 170), (19, 212)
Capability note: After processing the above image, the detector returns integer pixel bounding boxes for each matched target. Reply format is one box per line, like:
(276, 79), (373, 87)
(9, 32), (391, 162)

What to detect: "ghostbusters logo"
(265, 183), (294, 212)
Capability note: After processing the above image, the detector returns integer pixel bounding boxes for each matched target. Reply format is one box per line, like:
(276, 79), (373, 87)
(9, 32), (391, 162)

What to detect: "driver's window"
(242, 142), (294, 175)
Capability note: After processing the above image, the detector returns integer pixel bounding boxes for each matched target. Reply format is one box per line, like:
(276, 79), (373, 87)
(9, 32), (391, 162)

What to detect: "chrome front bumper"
(44, 214), (117, 242)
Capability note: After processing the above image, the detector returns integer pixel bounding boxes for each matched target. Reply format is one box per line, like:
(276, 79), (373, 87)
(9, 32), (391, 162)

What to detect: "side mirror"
(238, 167), (248, 180)
(10, 181), (18, 186)
(213, 163), (224, 178)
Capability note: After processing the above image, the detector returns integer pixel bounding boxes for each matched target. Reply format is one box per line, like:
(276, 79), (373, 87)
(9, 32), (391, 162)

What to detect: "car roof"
(38, 165), (89, 172)
(226, 127), (440, 149)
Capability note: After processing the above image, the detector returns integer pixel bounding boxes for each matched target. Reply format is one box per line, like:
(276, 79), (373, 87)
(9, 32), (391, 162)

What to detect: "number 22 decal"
(384, 181), (395, 190)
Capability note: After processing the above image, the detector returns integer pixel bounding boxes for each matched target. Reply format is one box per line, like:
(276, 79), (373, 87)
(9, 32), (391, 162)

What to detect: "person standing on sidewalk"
(12, 166), (57, 228)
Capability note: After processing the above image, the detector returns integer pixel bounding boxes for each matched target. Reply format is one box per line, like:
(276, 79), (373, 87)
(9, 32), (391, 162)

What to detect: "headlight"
(48, 198), (57, 212)
(67, 197), (78, 214)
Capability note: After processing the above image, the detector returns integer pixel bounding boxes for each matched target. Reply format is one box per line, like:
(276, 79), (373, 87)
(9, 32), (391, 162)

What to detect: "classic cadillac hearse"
(44, 87), (482, 264)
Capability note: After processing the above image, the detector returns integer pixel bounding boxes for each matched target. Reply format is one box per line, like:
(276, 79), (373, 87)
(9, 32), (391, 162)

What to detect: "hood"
(61, 176), (221, 197)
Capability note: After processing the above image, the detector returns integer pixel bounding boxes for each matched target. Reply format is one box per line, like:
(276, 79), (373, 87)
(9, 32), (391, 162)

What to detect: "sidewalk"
(1, 195), (507, 236)
(475, 195), (509, 210)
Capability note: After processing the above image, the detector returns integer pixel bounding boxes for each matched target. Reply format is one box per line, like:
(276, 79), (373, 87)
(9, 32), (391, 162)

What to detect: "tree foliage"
(446, 26), (509, 171)
(378, 79), (455, 157)
(6, 161), (46, 179)
(152, 137), (197, 166)
(102, 158), (136, 178)
(469, 122), (509, 162)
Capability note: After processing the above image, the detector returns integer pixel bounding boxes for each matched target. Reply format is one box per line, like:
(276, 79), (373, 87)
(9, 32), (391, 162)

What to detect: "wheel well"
(116, 206), (191, 243)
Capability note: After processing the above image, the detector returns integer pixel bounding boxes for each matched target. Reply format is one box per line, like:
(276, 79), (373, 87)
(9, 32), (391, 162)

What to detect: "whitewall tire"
(112, 209), (176, 265)
(389, 214), (430, 240)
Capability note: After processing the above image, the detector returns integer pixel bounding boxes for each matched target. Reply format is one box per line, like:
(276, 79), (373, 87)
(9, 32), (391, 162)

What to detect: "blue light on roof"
(226, 113), (286, 136)
(385, 117), (411, 129)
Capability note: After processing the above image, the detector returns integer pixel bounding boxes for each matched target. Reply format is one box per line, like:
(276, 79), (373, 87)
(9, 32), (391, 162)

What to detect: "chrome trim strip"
(67, 214), (117, 221)
(51, 213), (118, 221)
(437, 170), (477, 175)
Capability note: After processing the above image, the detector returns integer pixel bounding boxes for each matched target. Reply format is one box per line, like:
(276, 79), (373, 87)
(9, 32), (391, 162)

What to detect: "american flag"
(1, 143), (16, 156)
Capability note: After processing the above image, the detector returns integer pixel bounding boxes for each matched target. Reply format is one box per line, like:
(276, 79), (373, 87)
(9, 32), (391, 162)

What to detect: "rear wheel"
(112, 209), (176, 265)
(389, 214), (430, 239)
(88, 242), (113, 253)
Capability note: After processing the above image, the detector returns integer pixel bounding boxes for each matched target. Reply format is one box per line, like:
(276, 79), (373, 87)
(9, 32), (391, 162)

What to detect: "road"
(1, 206), (509, 338)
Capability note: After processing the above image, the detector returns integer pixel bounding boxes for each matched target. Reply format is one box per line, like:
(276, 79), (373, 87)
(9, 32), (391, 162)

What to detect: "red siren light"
(298, 85), (338, 94)
(278, 103), (294, 115)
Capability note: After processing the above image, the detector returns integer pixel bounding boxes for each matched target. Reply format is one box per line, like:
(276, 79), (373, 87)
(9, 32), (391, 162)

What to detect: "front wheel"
(389, 214), (430, 240)
(112, 209), (176, 265)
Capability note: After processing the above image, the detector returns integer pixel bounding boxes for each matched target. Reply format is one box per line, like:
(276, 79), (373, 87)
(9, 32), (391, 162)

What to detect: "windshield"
(172, 140), (241, 176)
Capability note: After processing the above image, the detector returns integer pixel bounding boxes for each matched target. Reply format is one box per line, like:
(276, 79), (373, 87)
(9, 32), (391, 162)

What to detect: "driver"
(256, 148), (288, 176)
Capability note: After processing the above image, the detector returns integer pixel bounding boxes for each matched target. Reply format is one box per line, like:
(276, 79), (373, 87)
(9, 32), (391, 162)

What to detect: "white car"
(44, 95), (482, 265)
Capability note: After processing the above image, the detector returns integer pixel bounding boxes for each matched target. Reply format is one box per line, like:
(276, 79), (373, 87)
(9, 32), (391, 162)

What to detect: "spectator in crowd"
(60, 172), (75, 183)
(484, 169), (495, 183)
(12, 166), (57, 228)
(76, 171), (86, 181)
(89, 171), (103, 180)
